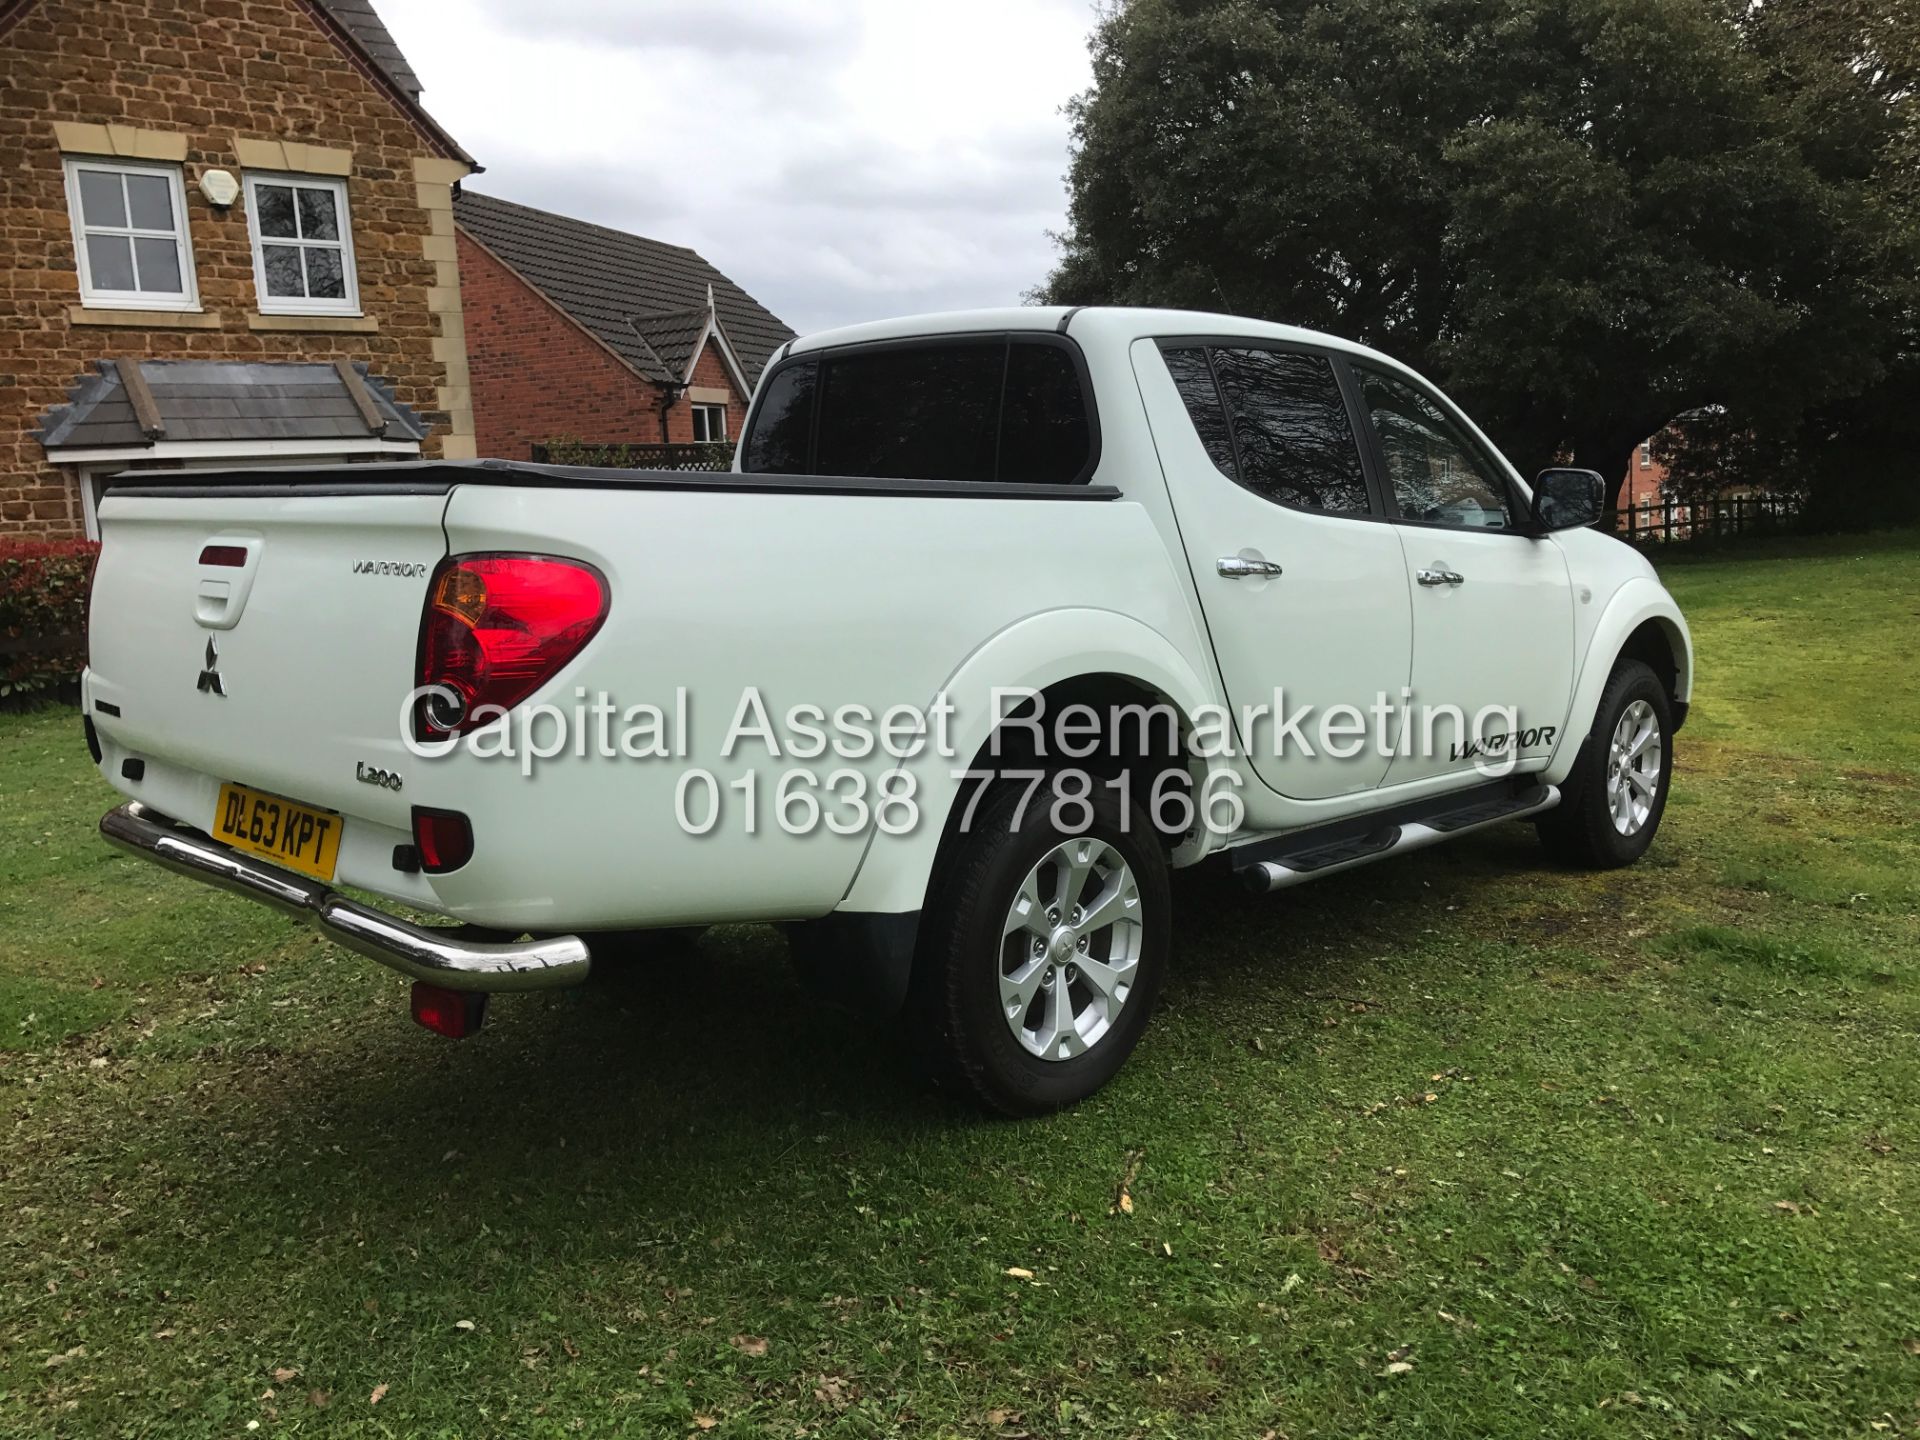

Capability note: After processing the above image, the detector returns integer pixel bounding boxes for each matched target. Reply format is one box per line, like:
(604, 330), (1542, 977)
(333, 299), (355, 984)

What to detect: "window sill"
(68, 306), (221, 328)
(247, 313), (378, 333)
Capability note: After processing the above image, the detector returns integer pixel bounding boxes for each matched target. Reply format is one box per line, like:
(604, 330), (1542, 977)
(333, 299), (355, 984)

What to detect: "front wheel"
(910, 777), (1171, 1115)
(1537, 658), (1674, 868)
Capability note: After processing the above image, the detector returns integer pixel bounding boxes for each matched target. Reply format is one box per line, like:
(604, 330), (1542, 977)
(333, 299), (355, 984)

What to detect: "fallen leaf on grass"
(1386, 1344), (1414, 1363)
(308, 1390), (329, 1409)
(1111, 1149), (1144, 1216)
(368, 1383), (388, 1406)
(273, 1367), (299, 1383)
(44, 1346), (85, 1369)
(814, 1374), (858, 1411)
(1902, 1338), (1920, 1356)
(454, 1319), (475, 1332)
(1383, 1361), (1413, 1376)
(729, 1334), (768, 1357)
(691, 1417), (718, 1432)
(1004, 1266), (1035, 1280)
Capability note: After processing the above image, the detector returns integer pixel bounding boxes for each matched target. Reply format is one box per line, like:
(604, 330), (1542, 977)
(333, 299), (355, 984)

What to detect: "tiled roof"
(453, 190), (796, 387)
(36, 360), (429, 451)
(313, 0), (422, 98)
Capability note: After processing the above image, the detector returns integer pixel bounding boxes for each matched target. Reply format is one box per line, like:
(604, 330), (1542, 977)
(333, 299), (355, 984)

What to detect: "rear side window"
(1162, 348), (1237, 477)
(1166, 345), (1370, 516)
(742, 337), (1095, 484)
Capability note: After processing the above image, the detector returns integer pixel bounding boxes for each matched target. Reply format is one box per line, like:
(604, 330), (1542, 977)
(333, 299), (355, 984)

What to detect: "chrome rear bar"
(100, 801), (590, 992)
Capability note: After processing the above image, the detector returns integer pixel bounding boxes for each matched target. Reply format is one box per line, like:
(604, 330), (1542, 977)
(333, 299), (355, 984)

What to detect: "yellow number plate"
(212, 782), (343, 882)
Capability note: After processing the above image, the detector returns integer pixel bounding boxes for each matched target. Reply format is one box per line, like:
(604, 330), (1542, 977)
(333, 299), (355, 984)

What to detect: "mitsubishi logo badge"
(196, 636), (226, 696)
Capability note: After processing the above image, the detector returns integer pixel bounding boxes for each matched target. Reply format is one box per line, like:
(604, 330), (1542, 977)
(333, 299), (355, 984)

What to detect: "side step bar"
(1239, 784), (1560, 894)
(100, 802), (591, 992)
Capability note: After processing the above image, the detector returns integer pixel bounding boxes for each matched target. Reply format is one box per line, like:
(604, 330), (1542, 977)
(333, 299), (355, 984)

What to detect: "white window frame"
(691, 402), (728, 444)
(1639, 441), (1653, 469)
(62, 158), (199, 312)
(243, 172), (361, 316)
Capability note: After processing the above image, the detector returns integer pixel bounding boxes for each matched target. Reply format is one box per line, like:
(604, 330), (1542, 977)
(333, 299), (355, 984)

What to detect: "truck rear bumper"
(100, 802), (591, 992)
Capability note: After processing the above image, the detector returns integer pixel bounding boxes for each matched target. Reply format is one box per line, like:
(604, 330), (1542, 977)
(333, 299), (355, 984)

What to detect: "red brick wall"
(665, 342), (750, 446)
(457, 229), (752, 459)
(0, 0), (467, 536)
(457, 229), (665, 460)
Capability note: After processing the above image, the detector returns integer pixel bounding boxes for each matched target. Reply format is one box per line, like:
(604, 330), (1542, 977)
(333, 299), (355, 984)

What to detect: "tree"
(1042, 0), (1918, 513)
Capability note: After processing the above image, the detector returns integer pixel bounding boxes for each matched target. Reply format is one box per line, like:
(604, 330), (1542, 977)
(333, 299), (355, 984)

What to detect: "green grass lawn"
(2, 532), (1917, 1439)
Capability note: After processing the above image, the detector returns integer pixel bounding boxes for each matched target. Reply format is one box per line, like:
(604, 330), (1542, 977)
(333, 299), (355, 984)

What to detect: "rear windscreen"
(742, 337), (1094, 485)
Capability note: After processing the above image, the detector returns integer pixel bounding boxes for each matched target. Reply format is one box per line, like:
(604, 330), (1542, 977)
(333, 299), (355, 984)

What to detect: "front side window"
(691, 403), (727, 444)
(742, 337), (1095, 485)
(1356, 366), (1514, 530)
(1162, 345), (1371, 516)
(63, 159), (197, 310)
(245, 173), (358, 314)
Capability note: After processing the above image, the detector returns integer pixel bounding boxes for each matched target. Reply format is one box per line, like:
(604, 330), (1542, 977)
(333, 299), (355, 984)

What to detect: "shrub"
(0, 539), (99, 703)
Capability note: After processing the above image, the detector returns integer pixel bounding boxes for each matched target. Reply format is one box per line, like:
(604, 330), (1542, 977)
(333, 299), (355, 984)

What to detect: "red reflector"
(411, 806), (473, 873)
(415, 554), (608, 738)
(410, 981), (487, 1039)
(199, 544), (248, 567)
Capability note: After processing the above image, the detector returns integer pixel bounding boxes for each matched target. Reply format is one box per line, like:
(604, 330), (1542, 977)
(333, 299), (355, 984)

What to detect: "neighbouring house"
(453, 191), (795, 461)
(1, 0), (478, 539)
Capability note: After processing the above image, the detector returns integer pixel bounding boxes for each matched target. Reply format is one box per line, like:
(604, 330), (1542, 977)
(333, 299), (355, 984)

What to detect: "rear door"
(1344, 362), (1575, 786)
(86, 480), (449, 831)
(1135, 339), (1412, 801)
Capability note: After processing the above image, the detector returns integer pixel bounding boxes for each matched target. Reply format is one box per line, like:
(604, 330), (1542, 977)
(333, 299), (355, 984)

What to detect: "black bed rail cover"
(100, 458), (1123, 502)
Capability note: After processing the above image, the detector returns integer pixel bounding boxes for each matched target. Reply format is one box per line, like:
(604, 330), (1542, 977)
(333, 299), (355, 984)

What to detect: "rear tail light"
(198, 544), (248, 567)
(415, 554), (608, 737)
(410, 981), (487, 1039)
(411, 806), (474, 873)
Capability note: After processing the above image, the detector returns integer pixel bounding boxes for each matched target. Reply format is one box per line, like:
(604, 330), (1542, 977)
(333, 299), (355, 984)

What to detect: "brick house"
(1, 0), (478, 538)
(453, 191), (794, 461)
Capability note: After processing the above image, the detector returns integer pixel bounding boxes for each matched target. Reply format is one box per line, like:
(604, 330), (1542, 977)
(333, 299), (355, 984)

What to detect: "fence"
(530, 440), (733, 472)
(1618, 493), (1802, 545)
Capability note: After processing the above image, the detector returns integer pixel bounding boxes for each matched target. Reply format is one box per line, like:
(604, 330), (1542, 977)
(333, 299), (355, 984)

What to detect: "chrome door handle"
(1217, 556), (1284, 579)
(1416, 568), (1465, 587)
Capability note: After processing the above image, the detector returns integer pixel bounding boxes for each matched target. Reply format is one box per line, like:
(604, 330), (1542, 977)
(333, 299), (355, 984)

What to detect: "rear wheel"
(1537, 658), (1673, 868)
(910, 776), (1170, 1115)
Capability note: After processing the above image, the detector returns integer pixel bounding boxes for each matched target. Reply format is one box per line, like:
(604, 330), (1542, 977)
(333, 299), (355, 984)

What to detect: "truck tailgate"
(87, 486), (448, 835)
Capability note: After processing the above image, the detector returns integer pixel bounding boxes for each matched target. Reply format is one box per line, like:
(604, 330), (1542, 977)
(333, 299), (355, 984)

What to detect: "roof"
(36, 359), (430, 451)
(313, 0), (421, 98)
(453, 190), (795, 388)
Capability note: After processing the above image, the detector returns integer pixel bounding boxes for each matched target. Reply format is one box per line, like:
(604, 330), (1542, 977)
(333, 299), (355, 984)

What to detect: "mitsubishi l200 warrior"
(86, 308), (1692, 1113)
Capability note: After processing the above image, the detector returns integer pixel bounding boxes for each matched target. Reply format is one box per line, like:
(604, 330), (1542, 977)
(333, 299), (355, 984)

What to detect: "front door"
(1345, 361), (1575, 787)
(1134, 339), (1412, 802)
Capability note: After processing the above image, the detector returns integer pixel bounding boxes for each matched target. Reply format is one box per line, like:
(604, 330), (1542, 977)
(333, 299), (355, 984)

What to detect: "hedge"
(0, 539), (99, 702)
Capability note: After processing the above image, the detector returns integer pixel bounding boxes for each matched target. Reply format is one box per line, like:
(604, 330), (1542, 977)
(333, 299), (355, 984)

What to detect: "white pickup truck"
(86, 307), (1692, 1113)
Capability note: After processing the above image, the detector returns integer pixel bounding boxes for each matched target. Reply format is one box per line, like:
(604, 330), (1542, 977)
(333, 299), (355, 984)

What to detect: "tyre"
(910, 775), (1171, 1116)
(1537, 658), (1673, 868)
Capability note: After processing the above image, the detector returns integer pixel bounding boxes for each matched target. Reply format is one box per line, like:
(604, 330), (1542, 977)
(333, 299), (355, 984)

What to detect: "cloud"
(467, 0), (863, 56)
(375, 0), (1095, 334)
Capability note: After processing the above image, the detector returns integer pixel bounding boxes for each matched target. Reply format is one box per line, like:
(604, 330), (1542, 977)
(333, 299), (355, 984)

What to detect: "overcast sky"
(374, 0), (1099, 336)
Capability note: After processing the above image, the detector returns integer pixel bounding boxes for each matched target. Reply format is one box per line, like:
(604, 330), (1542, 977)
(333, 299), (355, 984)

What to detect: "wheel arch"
(1545, 581), (1694, 787)
(834, 608), (1223, 918)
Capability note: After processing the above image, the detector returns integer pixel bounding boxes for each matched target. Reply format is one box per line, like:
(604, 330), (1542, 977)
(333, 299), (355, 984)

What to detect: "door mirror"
(1530, 468), (1606, 532)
